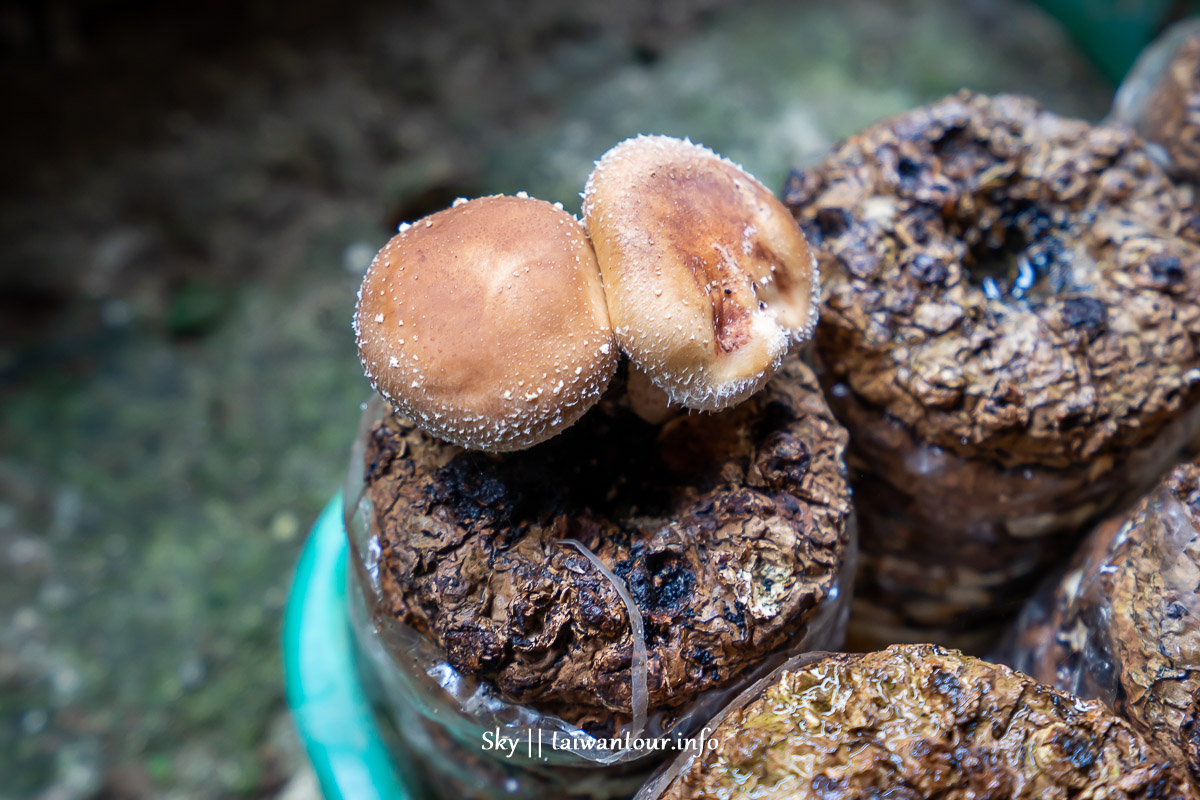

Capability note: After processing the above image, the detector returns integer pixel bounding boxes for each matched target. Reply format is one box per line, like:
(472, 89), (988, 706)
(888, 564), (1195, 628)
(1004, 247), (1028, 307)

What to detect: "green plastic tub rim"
(282, 494), (416, 799)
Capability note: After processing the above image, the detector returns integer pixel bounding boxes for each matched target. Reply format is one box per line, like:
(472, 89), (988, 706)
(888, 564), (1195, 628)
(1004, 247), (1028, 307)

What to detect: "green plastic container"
(1031, 0), (1200, 83)
(282, 495), (418, 799)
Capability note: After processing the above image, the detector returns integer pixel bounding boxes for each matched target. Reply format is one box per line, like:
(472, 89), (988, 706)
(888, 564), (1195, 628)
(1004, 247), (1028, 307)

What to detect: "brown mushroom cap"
(353, 194), (617, 452)
(583, 135), (819, 411)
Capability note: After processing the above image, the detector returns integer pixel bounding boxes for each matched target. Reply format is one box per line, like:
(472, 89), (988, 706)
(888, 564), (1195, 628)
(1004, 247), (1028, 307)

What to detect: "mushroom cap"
(353, 194), (617, 452)
(583, 135), (819, 411)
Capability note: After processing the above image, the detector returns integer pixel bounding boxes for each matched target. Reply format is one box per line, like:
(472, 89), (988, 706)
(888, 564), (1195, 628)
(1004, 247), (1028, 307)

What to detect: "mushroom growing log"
(1005, 460), (1200, 786)
(641, 645), (1197, 800)
(785, 91), (1200, 649)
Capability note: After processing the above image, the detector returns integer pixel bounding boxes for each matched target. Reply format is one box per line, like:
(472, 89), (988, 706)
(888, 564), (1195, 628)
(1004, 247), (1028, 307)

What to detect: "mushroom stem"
(625, 365), (679, 425)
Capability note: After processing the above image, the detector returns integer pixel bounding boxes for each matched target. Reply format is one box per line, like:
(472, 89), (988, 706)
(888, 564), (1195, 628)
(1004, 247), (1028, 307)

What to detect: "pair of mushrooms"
(354, 135), (819, 452)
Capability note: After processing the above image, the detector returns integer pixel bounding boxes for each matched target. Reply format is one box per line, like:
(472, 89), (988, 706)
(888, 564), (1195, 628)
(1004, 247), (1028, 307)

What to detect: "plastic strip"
(559, 538), (649, 759)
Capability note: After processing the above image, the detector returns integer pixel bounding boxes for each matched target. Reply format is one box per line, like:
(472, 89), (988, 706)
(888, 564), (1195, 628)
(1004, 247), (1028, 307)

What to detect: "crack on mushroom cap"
(584, 135), (819, 412)
(354, 194), (617, 452)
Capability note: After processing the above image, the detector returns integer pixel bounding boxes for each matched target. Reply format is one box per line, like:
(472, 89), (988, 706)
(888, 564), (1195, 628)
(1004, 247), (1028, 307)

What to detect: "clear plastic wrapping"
(830, 386), (1200, 651)
(343, 386), (856, 799)
(1108, 18), (1200, 182)
(634, 645), (1197, 800)
(783, 89), (1200, 652)
(631, 649), (832, 800)
(1004, 461), (1200, 784)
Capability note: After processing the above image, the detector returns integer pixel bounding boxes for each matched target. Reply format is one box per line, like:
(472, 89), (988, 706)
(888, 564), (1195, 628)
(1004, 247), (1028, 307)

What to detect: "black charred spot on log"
(620, 551), (696, 617)
(688, 647), (718, 683)
(642, 619), (671, 645)
(650, 555), (695, 613)
(613, 558), (650, 611)
(931, 123), (971, 154)
(619, 551), (696, 618)
(428, 453), (516, 525)
(723, 605), (746, 632)
(1060, 296), (1107, 341)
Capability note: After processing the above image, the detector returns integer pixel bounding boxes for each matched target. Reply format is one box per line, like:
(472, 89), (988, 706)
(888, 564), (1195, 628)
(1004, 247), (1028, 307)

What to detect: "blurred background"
(0, 0), (1178, 797)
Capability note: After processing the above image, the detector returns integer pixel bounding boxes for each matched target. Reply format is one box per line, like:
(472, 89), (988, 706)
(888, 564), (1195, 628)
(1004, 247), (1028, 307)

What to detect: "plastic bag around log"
(833, 390), (1200, 652)
(1003, 461), (1200, 786)
(783, 91), (1200, 650)
(635, 644), (1197, 800)
(342, 357), (857, 799)
(1109, 18), (1200, 184)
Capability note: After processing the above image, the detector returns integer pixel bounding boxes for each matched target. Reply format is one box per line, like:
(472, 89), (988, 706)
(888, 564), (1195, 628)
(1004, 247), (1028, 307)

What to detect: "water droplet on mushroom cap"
(354, 195), (617, 451)
(582, 135), (819, 411)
